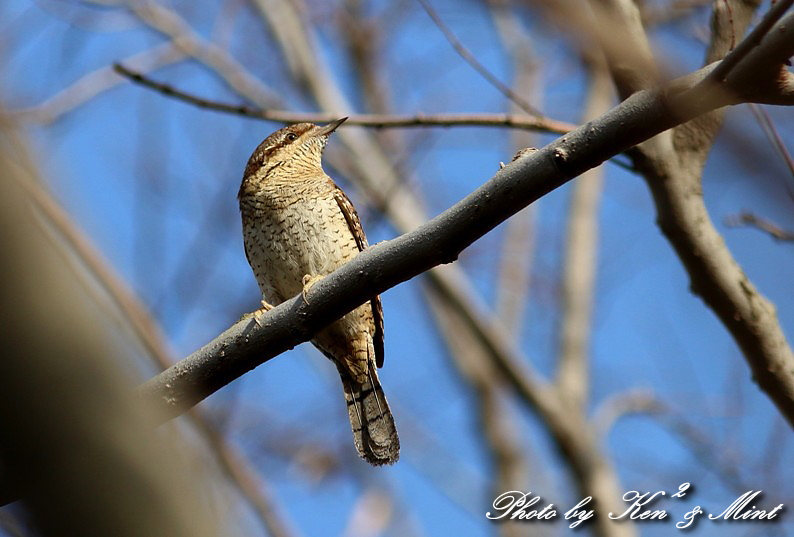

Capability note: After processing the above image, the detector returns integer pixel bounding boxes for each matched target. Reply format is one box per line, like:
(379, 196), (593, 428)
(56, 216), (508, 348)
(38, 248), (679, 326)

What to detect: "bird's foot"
(240, 300), (275, 327)
(301, 274), (323, 305)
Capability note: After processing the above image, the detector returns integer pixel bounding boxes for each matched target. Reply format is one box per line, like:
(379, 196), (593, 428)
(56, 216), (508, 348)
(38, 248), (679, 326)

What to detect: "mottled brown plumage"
(238, 118), (399, 465)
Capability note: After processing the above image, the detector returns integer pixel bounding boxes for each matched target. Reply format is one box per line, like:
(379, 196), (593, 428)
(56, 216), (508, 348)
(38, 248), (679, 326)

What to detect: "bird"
(238, 118), (399, 465)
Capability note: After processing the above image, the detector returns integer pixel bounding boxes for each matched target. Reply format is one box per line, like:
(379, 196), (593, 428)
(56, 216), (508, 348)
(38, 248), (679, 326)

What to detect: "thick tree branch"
(140, 12), (794, 423)
(634, 1), (794, 430)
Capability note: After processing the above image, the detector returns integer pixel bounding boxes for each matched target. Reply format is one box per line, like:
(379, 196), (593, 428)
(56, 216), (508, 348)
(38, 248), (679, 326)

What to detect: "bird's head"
(242, 117), (347, 182)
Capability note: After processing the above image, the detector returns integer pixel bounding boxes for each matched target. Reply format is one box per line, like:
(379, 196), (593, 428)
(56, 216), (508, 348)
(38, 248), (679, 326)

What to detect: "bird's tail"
(340, 365), (400, 465)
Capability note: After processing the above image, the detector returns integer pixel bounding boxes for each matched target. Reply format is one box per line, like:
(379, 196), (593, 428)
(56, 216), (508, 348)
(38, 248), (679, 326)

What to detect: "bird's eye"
(285, 133), (298, 142)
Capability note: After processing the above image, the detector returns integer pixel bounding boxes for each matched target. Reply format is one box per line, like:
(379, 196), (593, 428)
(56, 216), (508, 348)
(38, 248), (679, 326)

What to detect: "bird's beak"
(315, 117), (348, 137)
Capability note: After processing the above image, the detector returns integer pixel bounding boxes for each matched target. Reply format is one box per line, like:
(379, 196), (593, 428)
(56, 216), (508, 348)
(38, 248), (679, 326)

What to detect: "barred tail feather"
(341, 365), (400, 465)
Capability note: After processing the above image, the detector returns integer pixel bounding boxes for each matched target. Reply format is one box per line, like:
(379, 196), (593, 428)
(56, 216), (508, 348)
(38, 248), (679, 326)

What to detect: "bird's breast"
(241, 185), (359, 305)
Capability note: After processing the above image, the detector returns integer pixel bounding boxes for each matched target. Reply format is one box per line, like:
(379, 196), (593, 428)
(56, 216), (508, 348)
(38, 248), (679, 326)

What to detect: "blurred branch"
(194, 416), (302, 537)
(641, 0), (715, 25)
(587, 0), (659, 97)
(725, 212), (794, 241)
(489, 0), (541, 333)
(140, 12), (794, 424)
(494, 206), (536, 333)
(593, 392), (754, 493)
(339, 0), (393, 117)
(630, 2), (794, 432)
(14, 42), (185, 124)
(12, 152), (175, 368)
(424, 258), (632, 537)
(555, 56), (611, 411)
(5, 136), (299, 536)
(112, 63), (575, 134)
(592, 389), (659, 437)
(341, 488), (393, 537)
(0, 109), (220, 537)
(554, 55), (630, 537)
(416, 0), (543, 117)
(424, 281), (531, 537)
(530, 0), (658, 98)
(114, 0), (281, 107)
(748, 103), (794, 180)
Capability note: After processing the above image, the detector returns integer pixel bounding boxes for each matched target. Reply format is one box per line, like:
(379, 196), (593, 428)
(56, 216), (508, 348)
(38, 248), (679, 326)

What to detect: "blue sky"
(2, 1), (793, 536)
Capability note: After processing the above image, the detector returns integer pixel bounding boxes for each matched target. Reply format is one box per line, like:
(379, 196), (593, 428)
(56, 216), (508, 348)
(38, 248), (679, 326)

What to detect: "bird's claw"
(302, 274), (322, 305)
(240, 299), (275, 327)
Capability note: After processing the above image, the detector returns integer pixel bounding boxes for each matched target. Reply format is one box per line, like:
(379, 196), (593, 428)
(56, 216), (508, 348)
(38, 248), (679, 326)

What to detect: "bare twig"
(748, 103), (794, 180)
(416, 0), (543, 117)
(15, 42), (185, 124)
(116, 0), (281, 107)
(112, 63), (575, 134)
(593, 392), (754, 493)
(726, 212), (794, 241)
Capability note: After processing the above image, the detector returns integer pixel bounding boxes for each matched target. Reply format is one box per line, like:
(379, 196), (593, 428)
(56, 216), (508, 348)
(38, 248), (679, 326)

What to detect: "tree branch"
(556, 56), (611, 411)
(14, 42), (185, 125)
(112, 63), (575, 134)
(115, 0), (281, 107)
(708, 0), (793, 83)
(726, 212), (794, 241)
(139, 12), (794, 423)
(633, 1), (794, 431)
(416, 0), (543, 117)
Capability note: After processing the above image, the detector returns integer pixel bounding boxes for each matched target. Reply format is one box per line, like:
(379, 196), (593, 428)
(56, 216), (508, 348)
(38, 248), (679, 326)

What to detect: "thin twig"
(118, 0), (281, 107)
(748, 103), (794, 181)
(112, 63), (575, 133)
(15, 42), (185, 125)
(593, 392), (754, 493)
(726, 212), (794, 242)
(416, 0), (543, 118)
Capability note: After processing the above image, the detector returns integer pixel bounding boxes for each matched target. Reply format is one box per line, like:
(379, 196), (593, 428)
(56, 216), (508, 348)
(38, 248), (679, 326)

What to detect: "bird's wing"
(333, 186), (385, 368)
